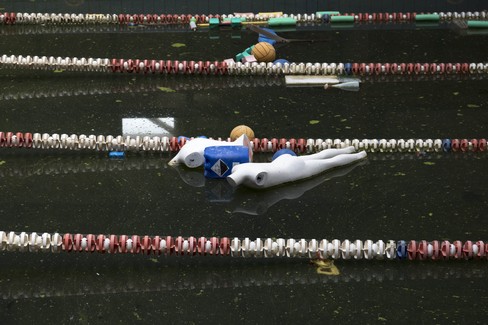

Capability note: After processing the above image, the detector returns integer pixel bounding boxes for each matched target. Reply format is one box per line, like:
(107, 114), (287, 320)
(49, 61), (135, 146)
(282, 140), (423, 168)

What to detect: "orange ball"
(230, 125), (255, 141)
(251, 42), (276, 62)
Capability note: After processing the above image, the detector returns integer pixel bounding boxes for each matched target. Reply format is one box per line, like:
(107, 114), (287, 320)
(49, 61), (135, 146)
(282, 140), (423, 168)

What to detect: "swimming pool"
(0, 0), (487, 323)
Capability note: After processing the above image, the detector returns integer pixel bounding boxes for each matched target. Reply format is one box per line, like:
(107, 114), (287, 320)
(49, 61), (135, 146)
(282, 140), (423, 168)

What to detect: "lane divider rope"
(1, 231), (486, 260)
(0, 132), (486, 154)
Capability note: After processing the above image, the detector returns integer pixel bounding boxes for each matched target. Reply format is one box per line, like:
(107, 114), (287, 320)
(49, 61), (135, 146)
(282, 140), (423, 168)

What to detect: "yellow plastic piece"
(313, 259), (340, 276)
(258, 12), (283, 17)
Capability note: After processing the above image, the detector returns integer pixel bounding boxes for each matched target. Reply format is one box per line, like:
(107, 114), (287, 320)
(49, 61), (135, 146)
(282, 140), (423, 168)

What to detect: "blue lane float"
(273, 59), (290, 65)
(272, 149), (297, 161)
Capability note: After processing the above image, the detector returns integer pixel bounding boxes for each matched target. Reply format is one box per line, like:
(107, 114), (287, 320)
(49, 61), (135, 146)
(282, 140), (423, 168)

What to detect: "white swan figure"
(227, 146), (367, 189)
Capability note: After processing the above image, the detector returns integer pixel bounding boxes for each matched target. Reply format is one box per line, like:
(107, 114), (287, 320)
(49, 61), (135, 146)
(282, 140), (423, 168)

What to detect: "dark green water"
(0, 1), (487, 323)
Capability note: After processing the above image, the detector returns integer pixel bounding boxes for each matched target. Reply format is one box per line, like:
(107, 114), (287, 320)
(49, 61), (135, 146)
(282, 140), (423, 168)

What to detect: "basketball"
(230, 125), (255, 141)
(251, 42), (276, 62)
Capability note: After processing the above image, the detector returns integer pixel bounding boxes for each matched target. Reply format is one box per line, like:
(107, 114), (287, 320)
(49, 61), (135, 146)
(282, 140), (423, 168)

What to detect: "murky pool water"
(0, 0), (487, 323)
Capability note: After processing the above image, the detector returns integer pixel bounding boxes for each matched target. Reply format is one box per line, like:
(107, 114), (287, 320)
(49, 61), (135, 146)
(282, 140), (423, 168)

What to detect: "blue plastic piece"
(273, 59), (290, 65)
(258, 28), (278, 45)
(272, 149), (297, 161)
(442, 139), (451, 152)
(396, 240), (407, 259)
(322, 14), (331, 23)
(204, 146), (251, 179)
(109, 151), (125, 159)
(344, 63), (352, 75)
(178, 136), (190, 142)
(258, 36), (277, 45)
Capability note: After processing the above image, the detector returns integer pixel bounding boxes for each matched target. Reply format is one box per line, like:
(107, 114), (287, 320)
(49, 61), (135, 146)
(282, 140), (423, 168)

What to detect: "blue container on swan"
(204, 146), (251, 179)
